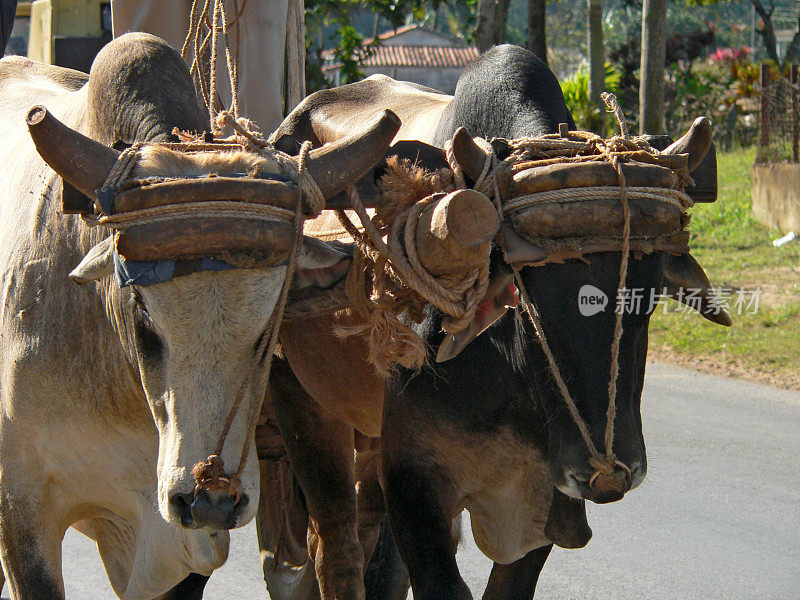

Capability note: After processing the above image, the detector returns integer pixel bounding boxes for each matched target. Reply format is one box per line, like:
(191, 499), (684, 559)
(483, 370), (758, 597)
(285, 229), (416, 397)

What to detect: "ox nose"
(169, 489), (249, 530)
(587, 461), (632, 504)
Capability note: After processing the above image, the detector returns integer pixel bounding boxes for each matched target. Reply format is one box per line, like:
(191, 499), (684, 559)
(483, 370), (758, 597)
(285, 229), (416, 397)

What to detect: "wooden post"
(760, 63), (770, 148)
(792, 63), (799, 163)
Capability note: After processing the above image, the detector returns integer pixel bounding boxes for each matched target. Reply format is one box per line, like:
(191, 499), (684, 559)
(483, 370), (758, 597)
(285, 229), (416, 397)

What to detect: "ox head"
(27, 106), (400, 530)
(450, 118), (729, 504)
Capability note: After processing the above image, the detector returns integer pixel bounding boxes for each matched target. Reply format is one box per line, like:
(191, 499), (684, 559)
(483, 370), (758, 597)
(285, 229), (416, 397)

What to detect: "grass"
(647, 146), (800, 387)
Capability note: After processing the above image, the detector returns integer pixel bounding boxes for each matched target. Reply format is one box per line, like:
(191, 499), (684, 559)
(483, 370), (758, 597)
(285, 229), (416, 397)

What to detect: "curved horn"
(306, 109), (401, 199)
(663, 116), (713, 172)
(26, 106), (121, 199)
(451, 127), (488, 181)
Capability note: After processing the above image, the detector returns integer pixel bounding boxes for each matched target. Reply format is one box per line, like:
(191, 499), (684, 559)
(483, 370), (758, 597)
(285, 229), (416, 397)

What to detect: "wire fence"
(757, 62), (800, 164)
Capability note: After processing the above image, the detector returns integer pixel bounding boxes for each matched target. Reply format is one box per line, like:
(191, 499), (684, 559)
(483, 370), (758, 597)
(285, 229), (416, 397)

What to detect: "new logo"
(578, 285), (608, 317)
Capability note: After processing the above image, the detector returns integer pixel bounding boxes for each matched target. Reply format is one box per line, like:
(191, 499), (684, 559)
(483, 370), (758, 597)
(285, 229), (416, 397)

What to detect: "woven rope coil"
(503, 186), (691, 214)
(332, 182), (492, 376)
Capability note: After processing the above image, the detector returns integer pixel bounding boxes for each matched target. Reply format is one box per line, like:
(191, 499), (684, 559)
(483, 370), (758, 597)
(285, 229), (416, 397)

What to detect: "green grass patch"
(648, 146), (800, 383)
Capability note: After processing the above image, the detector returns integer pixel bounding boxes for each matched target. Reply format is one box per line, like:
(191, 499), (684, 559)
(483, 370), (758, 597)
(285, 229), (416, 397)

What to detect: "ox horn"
(305, 109), (401, 200)
(26, 105), (121, 199)
(451, 127), (488, 181)
(662, 116), (713, 172)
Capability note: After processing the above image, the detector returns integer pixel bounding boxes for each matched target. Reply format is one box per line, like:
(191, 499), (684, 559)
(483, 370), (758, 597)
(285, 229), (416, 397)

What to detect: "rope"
(514, 274), (604, 463)
(181, 0), (245, 130)
(503, 186), (691, 214)
(100, 143), (144, 192)
(88, 201), (294, 230)
(338, 187), (490, 335)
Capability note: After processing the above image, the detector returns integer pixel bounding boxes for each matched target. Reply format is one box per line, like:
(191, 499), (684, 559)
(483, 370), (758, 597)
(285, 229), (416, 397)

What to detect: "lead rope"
(191, 141), (323, 500)
(182, 0), (246, 130)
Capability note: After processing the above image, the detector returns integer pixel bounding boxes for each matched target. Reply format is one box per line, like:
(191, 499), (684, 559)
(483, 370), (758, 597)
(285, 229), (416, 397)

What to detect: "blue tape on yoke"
(114, 253), (237, 288)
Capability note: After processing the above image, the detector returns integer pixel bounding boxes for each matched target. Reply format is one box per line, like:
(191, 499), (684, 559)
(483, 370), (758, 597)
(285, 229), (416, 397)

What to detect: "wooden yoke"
(415, 189), (500, 277)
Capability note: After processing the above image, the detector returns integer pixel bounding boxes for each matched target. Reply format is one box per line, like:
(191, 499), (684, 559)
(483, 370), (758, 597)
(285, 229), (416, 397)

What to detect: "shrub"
(561, 63), (622, 135)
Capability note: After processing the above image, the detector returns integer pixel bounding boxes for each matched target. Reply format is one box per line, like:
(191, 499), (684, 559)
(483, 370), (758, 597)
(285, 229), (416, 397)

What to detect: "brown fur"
(133, 147), (282, 179)
(374, 156), (455, 228)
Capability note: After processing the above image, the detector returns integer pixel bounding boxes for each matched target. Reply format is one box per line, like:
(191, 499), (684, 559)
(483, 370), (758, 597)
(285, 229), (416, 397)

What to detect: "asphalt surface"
(25, 363), (800, 600)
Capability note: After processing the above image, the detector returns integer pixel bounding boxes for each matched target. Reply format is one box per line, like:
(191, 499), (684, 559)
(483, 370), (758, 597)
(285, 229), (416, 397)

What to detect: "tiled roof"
(363, 44), (479, 68)
(323, 44), (479, 71)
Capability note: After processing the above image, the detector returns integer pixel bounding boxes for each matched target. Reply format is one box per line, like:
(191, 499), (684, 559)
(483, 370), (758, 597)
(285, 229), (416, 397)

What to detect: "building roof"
(322, 24), (478, 72)
(355, 44), (479, 69)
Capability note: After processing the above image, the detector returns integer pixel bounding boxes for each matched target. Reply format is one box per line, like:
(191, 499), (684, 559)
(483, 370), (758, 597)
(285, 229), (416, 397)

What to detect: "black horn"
(305, 109), (401, 200)
(26, 106), (121, 199)
(662, 116), (713, 172)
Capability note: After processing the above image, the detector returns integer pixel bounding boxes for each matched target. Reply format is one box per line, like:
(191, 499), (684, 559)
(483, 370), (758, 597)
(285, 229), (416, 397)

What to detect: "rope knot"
(191, 454), (240, 497)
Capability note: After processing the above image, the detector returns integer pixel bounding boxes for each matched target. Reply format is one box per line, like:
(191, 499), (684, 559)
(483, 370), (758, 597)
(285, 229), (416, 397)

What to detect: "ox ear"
(292, 237), (352, 291)
(662, 254), (732, 326)
(436, 264), (519, 363)
(69, 237), (116, 284)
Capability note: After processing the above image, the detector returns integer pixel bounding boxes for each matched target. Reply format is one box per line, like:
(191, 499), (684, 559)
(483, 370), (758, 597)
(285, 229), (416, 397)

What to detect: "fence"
(758, 62), (800, 163)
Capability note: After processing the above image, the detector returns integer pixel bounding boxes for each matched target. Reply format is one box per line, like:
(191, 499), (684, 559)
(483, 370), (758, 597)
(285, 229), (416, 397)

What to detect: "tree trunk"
(587, 0), (604, 132)
(527, 0), (547, 65)
(285, 0), (306, 114)
(639, 0), (667, 134)
(475, 0), (511, 53)
(749, 0), (781, 64)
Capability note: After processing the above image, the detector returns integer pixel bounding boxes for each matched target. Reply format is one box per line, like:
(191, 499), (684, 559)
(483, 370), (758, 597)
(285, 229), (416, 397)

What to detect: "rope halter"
(445, 93), (694, 489)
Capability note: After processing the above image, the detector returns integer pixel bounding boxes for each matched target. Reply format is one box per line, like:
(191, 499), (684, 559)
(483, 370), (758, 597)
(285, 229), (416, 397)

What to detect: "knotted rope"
(182, 0), (246, 130)
(333, 180), (491, 376)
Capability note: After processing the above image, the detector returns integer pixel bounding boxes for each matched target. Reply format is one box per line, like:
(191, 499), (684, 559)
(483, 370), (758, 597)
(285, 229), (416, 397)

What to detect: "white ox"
(0, 33), (396, 600)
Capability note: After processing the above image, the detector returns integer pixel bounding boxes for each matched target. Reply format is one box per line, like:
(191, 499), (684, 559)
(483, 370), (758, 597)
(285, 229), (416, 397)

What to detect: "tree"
(639, 0), (668, 134)
(475, 0), (511, 52)
(528, 0), (547, 64)
(748, 0), (800, 66)
(304, 0), (443, 89)
(587, 0), (605, 131)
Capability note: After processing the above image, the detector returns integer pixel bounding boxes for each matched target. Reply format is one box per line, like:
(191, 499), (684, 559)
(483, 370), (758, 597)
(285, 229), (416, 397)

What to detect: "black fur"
(433, 44), (575, 145)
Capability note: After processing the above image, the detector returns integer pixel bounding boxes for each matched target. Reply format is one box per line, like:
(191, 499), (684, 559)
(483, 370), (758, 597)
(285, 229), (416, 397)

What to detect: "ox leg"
(364, 520), (409, 600)
(160, 573), (210, 600)
(357, 455), (410, 600)
(354, 450), (388, 569)
(381, 455), (470, 600)
(271, 358), (364, 600)
(481, 545), (552, 600)
(0, 497), (64, 600)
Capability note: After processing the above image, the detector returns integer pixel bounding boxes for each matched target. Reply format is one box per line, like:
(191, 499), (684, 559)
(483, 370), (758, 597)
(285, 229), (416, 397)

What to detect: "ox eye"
(130, 291), (163, 360)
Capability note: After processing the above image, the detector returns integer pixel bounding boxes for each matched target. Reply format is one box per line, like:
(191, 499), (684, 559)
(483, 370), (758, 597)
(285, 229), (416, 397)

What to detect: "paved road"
(25, 363), (800, 600)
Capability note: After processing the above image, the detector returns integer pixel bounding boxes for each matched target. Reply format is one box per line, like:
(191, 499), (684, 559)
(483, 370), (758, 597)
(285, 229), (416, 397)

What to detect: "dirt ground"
(648, 350), (800, 391)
